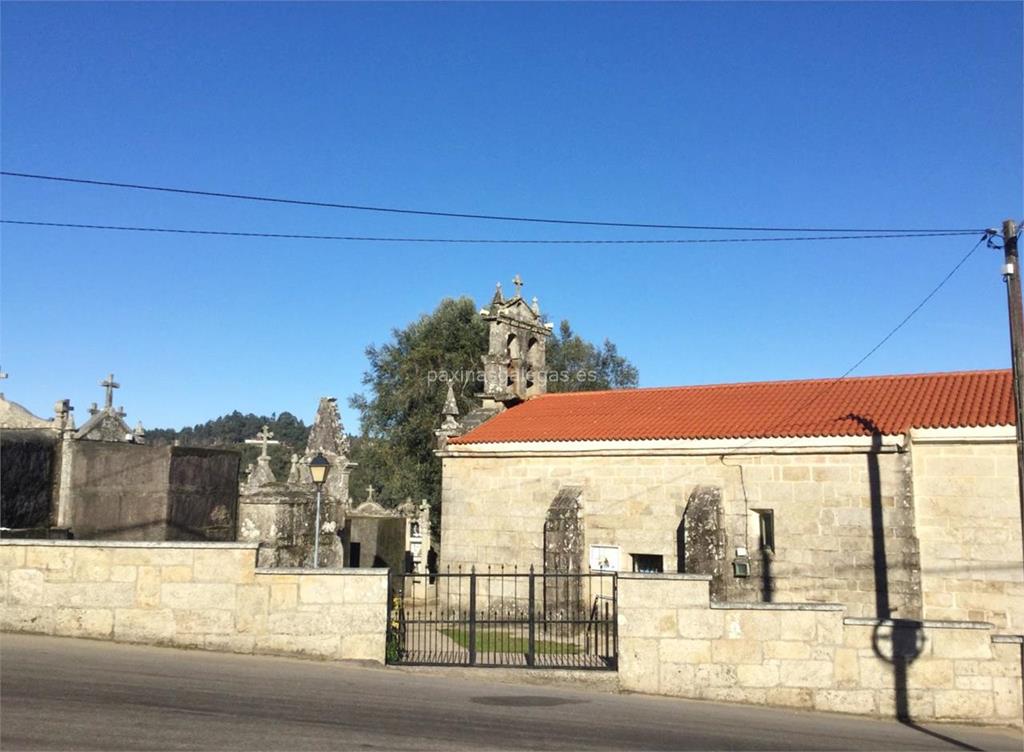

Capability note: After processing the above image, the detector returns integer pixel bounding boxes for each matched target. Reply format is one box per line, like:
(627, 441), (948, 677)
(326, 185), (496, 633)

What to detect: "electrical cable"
(0, 219), (984, 245)
(0, 171), (987, 234)
(717, 231), (993, 454)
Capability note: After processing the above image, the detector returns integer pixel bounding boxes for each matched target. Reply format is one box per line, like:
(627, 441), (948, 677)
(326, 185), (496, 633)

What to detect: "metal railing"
(387, 566), (617, 670)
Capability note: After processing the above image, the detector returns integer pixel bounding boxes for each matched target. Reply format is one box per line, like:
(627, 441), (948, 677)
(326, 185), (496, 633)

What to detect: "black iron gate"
(387, 567), (617, 670)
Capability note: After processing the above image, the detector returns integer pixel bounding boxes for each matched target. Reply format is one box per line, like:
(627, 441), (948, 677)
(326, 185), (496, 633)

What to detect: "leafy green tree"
(349, 297), (486, 510)
(349, 297), (638, 520)
(546, 320), (639, 392)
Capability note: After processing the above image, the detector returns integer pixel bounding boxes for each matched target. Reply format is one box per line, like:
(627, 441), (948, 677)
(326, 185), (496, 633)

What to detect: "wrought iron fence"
(387, 566), (617, 670)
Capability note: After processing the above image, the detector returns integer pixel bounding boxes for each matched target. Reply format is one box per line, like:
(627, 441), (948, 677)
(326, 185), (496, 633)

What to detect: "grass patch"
(441, 628), (579, 655)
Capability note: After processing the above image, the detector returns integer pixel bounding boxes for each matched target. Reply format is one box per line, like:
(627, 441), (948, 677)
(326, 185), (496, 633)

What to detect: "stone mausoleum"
(0, 373), (238, 541)
(438, 281), (1024, 633)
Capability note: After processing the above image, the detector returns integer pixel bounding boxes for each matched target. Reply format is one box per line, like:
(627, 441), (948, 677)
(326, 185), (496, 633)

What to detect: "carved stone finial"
(245, 424), (280, 459)
(305, 397), (348, 458)
(436, 382), (462, 449)
(531, 296), (540, 315)
(89, 402), (99, 416)
(366, 485), (375, 504)
(442, 382), (459, 418)
(54, 399), (74, 431)
(100, 373), (120, 409)
(287, 453), (300, 484)
(241, 425), (280, 487)
(512, 274), (524, 298)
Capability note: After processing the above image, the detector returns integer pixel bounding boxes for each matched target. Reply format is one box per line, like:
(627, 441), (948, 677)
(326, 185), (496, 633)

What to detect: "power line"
(0, 219), (984, 244)
(832, 232), (990, 381)
(2, 218), (990, 447)
(0, 171), (986, 234)
(718, 231), (992, 455)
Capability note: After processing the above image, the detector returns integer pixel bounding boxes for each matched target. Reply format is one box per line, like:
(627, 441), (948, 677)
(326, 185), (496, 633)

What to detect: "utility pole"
(1000, 219), (1024, 566)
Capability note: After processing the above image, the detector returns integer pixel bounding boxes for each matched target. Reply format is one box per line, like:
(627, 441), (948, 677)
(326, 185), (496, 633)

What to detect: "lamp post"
(309, 452), (331, 568)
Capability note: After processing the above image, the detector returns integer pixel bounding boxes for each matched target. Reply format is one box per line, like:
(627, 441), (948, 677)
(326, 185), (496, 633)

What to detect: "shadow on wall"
(869, 621), (983, 751)
(761, 547), (774, 604)
(850, 414), (984, 751)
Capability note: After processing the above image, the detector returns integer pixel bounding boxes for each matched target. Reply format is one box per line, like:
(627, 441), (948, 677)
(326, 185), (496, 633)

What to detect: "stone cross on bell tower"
(100, 373), (120, 409)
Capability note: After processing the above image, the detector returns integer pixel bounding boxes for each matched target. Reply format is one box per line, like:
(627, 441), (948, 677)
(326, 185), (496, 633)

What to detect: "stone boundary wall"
(4, 541), (1021, 728)
(617, 573), (1023, 728)
(0, 540), (387, 662)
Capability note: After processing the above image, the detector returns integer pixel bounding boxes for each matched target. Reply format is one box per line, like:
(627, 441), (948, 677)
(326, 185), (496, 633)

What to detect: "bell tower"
(480, 275), (552, 409)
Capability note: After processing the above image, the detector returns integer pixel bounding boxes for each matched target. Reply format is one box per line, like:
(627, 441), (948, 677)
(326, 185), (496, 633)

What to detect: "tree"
(546, 320), (639, 392)
(348, 297), (486, 511)
(349, 297), (638, 517)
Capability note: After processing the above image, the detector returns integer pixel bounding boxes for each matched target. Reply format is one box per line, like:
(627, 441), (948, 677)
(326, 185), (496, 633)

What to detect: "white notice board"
(589, 544), (621, 572)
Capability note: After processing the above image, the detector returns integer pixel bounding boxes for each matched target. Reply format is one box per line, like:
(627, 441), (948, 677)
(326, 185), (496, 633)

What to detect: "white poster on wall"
(589, 544), (621, 572)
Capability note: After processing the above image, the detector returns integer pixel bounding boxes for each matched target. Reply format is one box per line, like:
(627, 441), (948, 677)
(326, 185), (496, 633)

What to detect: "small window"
(631, 553), (664, 573)
(754, 510), (775, 553)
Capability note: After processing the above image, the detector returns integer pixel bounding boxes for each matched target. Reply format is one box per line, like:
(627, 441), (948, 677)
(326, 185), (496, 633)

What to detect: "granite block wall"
(441, 450), (923, 618)
(617, 574), (1023, 728)
(0, 540), (387, 662)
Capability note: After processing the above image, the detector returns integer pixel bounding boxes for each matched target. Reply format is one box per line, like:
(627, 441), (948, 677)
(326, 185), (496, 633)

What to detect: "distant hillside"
(148, 410), (310, 447)
(148, 411), (311, 479)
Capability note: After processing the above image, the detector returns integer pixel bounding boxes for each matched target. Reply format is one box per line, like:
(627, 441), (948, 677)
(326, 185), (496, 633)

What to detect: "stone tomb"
(238, 397), (432, 575)
(0, 373), (238, 541)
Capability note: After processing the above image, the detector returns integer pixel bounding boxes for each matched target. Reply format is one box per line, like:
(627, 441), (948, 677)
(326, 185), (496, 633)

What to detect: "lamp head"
(309, 452), (330, 486)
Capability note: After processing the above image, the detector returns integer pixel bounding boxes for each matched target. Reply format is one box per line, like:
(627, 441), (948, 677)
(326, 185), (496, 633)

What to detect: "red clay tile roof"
(450, 369), (1015, 444)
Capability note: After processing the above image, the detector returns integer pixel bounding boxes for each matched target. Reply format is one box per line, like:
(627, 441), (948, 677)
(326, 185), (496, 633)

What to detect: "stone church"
(437, 280), (1024, 632)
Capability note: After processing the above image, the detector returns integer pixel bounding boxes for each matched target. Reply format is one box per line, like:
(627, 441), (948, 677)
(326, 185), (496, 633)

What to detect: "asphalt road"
(1, 634), (1021, 751)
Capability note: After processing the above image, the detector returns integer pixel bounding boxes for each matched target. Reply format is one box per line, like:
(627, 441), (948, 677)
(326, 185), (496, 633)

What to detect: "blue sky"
(2, 2), (1021, 432)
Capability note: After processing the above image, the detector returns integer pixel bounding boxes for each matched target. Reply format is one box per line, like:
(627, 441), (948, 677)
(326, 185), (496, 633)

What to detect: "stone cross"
(100, 373), (120, 409)
(366, 485), (375, 504)
(512, 274), (524, 297)
(0, 368), (8, 381)
(244, 425), (280, 459)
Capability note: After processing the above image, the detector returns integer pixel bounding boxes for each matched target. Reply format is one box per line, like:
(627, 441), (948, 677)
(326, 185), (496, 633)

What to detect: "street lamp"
(309, 452), (331, 568)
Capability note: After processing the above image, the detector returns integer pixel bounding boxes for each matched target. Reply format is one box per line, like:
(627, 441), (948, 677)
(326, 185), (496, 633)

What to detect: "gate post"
(611, 573), (619, 670)
(468, 566), (477, 666)
(527, 565), (536, 667)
